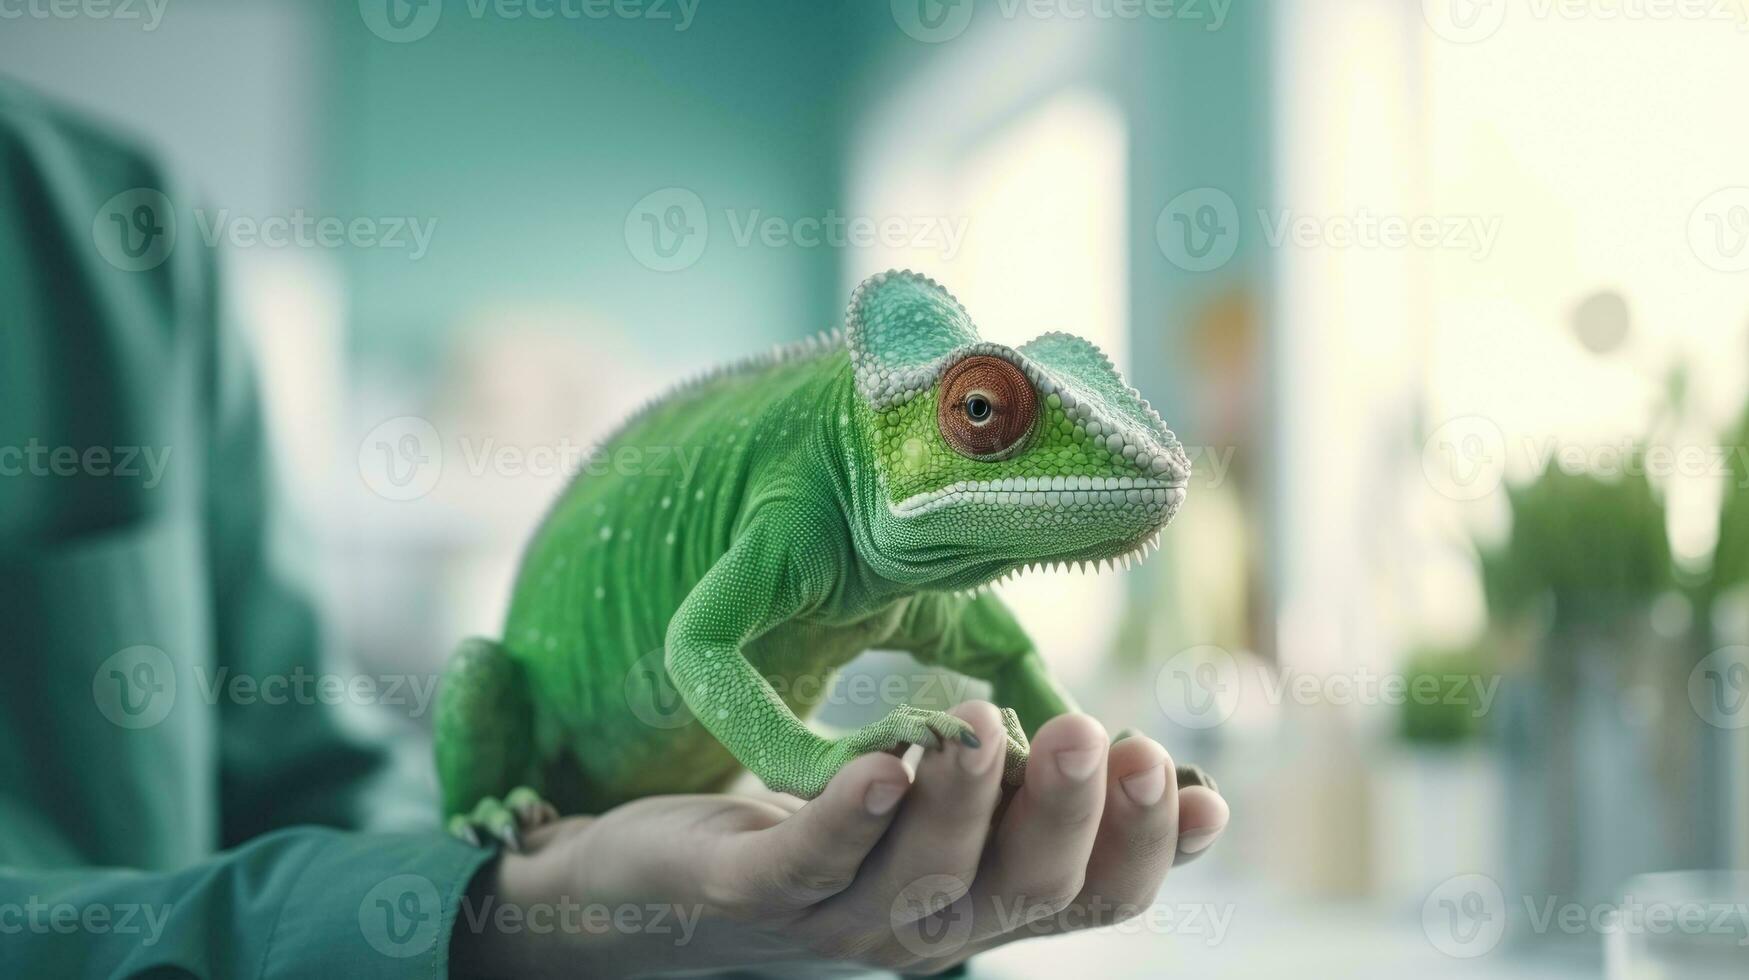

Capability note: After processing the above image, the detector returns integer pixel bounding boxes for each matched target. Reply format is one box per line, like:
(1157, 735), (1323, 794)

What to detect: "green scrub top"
(0, 80), (492, 977)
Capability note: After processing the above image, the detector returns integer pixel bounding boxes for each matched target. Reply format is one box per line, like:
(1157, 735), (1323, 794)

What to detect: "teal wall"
(319, 4), (861, 370)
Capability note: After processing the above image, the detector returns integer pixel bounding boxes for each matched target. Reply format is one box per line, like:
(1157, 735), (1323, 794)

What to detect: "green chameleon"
(436, 270), (1199, 847)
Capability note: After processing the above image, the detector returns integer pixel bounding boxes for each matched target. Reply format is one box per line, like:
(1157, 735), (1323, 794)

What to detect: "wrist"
(448, 825), (621, 980)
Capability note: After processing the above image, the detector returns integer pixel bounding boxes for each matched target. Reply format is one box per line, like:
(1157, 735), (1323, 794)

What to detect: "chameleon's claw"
(958, 730), (981, 749)
(447, 815), (483, 849)
(450, 787), (557, 853)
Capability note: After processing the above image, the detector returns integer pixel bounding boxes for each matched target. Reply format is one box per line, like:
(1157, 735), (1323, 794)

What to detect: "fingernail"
(1121, 764), (1167, 806)
(1179, 827), (1223, 855)
(865, 782), (907, 816)
(1054, 747), (1101, 781)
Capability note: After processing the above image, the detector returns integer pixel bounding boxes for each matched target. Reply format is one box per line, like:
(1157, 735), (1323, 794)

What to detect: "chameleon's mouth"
(891, 476), (1187, 519)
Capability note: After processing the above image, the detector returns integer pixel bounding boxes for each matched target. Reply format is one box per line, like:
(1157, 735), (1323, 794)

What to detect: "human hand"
(449, 701), (1229, 978)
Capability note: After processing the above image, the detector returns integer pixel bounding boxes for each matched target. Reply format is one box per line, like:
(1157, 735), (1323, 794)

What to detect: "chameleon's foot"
(447, 786), (558, 852)
(997, 707), (1030, 788)
(851, 703), (981, 753)
(1175, 762), (1218, 795)
(1114, 728), (1217, 794)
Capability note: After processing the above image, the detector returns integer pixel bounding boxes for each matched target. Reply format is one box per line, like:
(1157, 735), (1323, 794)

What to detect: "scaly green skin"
(436, 271), (1192, 844)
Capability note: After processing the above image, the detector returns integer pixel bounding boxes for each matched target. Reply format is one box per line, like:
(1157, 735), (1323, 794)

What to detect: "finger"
(981, 734), (1180, 946)
(718, 750), (914, 914)
(949, 713), (1109, 944)
(810, 701), (1006, 936)
(1171, 784), (1230, 867)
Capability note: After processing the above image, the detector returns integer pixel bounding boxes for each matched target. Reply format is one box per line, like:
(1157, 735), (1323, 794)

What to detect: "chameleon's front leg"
(665, 513), (981, 800)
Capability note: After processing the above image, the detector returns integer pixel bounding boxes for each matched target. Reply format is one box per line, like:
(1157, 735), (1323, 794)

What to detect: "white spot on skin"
(595, 586), (606, 600)
(599, 527), (613, 541)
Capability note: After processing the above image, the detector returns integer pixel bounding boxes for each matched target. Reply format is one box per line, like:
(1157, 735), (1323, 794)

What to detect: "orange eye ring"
(937, 355), (1037, 459)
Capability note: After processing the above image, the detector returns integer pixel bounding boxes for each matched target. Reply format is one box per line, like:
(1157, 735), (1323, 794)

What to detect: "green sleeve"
(0, 79), (485, 979)
(0, 829), (492, 979)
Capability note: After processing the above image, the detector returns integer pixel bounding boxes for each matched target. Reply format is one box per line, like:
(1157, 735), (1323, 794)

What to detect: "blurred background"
(6, 0), (1748, 976)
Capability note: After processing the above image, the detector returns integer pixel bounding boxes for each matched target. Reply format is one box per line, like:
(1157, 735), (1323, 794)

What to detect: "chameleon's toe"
(1176, 763), (1218, 795)
(1109, 730), (1218, 793)
(918, 707), (977, 751)
(998, 707), (1030, 787)
(504, 785), (559, 828)
(449, 787), (558, 853)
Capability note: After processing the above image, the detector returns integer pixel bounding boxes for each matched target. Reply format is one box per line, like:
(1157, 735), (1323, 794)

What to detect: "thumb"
(724, 752), (913, 913)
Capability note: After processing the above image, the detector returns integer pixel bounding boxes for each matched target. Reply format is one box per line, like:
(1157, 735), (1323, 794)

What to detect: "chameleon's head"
(847, 270), (1191, 588)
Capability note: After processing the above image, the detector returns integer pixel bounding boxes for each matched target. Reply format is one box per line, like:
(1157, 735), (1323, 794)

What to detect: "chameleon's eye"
(937, 355), (1036, 459)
